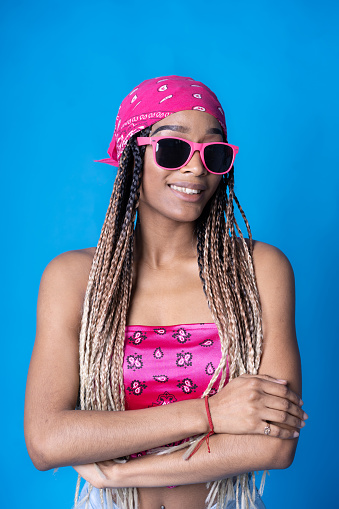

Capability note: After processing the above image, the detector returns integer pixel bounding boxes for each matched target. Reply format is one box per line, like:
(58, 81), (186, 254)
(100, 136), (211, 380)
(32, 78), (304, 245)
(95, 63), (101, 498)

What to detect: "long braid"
(191, 168), (263, 508)
(76, 134), (264, 509)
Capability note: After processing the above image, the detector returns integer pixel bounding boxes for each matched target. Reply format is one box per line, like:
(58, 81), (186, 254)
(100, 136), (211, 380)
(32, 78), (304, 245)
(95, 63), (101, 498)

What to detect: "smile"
(169, 185), (202, 195)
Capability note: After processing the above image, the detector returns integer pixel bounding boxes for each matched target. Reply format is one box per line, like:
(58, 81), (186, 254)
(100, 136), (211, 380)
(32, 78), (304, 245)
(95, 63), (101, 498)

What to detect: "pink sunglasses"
(137, 136), (239, 175)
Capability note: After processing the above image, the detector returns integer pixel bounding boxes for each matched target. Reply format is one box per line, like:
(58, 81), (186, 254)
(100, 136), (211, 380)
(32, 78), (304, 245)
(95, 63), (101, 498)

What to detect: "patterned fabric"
(96, 75), (227, 166)
(123, 323), (228, 412)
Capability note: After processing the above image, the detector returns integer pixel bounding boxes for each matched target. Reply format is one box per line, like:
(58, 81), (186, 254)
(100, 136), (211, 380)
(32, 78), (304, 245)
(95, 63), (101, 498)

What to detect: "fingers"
(241, 374), (288, 385)
(259, 378), (302, 407)
(260, 422), (300, 440)
(262, 407), (305, 430)
(240, 374), (303, 404)
(263, 394), (308, 422)
(239, 375), (308, 436)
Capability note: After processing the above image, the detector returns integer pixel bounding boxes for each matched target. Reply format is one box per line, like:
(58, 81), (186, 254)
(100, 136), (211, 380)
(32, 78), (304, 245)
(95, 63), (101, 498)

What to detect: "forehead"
(150, 110), (222, 135)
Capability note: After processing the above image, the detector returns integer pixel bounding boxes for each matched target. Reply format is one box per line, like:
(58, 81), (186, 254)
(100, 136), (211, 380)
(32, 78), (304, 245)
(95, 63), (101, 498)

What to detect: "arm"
(83, 241), (305, 489)
(24, 250), (208, 471)
(25, 243), (305, 477)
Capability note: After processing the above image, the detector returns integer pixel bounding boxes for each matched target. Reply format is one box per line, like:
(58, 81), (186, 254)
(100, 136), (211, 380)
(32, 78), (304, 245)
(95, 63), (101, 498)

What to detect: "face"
(138, 110), (223, 224)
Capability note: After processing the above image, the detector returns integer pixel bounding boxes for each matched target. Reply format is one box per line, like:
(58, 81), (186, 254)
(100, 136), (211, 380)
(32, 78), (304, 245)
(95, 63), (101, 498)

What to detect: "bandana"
(97, 75), (227, 166)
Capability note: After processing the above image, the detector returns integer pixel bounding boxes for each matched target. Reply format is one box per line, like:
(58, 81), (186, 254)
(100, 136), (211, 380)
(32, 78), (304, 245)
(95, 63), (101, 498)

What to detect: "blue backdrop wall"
(1, 0), (338, 507)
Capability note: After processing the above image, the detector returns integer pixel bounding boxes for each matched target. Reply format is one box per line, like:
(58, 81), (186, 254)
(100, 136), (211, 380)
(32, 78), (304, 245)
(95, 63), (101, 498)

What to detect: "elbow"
(25, 426), (59, 471)
(26, 437), (53, 471)
(269, 438), (298, 470)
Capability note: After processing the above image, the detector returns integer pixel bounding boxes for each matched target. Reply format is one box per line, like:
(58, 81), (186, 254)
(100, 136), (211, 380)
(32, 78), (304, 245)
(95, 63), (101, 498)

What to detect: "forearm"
(111, 433), (298, 488)
(25, 399), (207, 471)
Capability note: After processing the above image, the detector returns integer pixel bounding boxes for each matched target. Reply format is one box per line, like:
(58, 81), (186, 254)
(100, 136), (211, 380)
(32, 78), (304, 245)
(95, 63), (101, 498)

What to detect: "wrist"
(191, 398), (210, 435)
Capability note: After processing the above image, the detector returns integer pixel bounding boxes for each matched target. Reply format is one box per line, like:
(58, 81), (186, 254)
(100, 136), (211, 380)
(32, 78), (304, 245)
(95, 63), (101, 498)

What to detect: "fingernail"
(303, 412), (308, 419)
(300, 421), (306, 428)
(299, 399), (304, 406)
(293, 431), (299, 438)
(275, 379), (287, 384)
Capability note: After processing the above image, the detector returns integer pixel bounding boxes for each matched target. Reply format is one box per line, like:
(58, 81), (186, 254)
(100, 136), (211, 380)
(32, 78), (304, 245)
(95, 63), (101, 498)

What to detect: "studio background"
(1, 1), (338, 507)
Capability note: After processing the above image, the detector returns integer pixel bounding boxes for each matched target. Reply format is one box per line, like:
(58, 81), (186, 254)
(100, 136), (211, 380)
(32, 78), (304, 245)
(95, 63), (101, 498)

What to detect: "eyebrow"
(151, 125), (223, 136)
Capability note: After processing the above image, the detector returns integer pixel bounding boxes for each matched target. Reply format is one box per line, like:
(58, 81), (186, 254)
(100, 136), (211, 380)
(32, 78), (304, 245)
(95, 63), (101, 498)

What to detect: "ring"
(264, 424), (271, 435)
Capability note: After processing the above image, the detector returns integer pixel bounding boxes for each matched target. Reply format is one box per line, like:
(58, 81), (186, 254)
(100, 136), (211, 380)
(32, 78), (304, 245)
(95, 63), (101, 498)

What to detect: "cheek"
(209, 176), (223, 196)
(139, 158), (163, 203)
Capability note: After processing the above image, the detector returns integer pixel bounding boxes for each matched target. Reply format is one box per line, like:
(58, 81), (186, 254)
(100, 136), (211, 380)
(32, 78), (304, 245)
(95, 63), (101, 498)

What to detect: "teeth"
(170, 185), (201, 195)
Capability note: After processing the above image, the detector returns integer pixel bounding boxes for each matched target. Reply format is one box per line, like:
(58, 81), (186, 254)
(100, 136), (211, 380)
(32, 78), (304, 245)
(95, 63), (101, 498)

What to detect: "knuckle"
(247, 405), (256, 416)
(250, 379), (259, 389)
(248, 390), (257, 402)
(274, 427), (282, 438)
(281, 385), (289, 397)
(283, 399), (291, 410)
(249, 418), (257, 431)
(280, 411), (288, 423)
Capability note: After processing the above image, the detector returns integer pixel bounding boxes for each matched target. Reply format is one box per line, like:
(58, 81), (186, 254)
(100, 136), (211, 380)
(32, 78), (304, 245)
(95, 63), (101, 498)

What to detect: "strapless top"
(123, 323), (229, 411)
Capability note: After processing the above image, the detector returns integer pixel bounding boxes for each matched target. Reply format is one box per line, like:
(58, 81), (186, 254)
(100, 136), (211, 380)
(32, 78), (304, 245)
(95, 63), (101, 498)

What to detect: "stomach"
(138, 484), (210, 509)
(78, 482), (211, 509)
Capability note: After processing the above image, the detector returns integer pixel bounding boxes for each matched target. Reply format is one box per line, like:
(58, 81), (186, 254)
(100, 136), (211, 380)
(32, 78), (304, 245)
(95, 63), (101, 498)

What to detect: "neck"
(135, 213), (198, 268)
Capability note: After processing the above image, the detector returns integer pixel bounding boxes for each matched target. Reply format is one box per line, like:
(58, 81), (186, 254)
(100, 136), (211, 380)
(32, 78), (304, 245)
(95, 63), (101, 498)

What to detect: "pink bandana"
(97, 75), (227, 167)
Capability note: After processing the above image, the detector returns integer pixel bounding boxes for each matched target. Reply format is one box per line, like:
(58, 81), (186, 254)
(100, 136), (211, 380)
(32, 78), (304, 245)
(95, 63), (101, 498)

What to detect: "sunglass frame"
(136, 136), (239, 175)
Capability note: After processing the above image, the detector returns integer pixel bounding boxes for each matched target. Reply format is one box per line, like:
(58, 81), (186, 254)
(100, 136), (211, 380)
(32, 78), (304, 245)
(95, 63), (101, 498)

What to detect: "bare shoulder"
(246, 239), (295, 320)
(33, 247), (97, 358)
(247, 241), (300, 393)
(40, 247), (96, 294)
(251, 239), (294, 284)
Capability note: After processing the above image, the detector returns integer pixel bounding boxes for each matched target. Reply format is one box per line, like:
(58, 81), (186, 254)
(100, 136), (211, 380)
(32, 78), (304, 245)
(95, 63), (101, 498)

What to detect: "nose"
(179, 149), (207, 176)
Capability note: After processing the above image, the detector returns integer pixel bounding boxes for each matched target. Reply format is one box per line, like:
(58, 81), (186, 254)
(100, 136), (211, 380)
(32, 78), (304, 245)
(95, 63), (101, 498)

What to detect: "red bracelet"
(185, 395), (215, 460)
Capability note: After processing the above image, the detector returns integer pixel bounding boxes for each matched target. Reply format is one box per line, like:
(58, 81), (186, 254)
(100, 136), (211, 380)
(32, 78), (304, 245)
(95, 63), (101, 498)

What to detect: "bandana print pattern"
(128, 331), (147, 345)
(205, 362), (215, 376)
(177, 377), (198, 395)
(176, 351), (193, 368)
(97, 76), (228, 166)
(150, 391), (178, 406)
(153, 375), (169, 383)
(172, 327), (191, 344)
(153, 328), (166, 335)
(127, 380), (147, 396)
(199, 339), (214, 347)
(123, 323), (228, 411)
(153, 347), (164, 360)
(126, 354), (143, 371)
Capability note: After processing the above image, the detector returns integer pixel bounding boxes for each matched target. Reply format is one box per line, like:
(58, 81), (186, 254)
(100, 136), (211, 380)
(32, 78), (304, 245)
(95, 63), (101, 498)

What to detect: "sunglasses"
(136, 136), (239, 175)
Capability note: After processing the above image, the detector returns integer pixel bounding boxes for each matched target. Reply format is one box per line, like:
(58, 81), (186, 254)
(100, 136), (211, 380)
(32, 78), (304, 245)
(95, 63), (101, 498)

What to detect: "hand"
(208, 374), (308, 439)
(73, 460), (119, 490)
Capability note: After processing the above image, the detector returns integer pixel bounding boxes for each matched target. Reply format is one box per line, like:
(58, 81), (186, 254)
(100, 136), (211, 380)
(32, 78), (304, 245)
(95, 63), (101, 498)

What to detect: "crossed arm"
(24, 242), (306, 488)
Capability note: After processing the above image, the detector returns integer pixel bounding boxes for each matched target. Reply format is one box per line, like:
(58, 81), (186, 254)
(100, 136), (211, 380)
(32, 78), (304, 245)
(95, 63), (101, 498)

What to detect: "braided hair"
(75, 126), (263, 509)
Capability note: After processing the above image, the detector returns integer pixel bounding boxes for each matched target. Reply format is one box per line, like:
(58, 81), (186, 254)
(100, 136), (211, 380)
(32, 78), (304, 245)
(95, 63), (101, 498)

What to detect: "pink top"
(123, 323), (229, 411)
(123, 323), (229, 483)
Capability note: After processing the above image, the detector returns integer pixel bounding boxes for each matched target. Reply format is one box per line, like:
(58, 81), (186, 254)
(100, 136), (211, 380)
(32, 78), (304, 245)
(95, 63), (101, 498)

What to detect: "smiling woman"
(137, 111), (225, 224)
(24, 76), (306, 509)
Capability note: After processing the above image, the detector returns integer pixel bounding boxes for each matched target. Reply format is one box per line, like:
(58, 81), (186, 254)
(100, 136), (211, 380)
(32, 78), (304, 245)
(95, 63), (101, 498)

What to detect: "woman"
(24, 76), (307, 509)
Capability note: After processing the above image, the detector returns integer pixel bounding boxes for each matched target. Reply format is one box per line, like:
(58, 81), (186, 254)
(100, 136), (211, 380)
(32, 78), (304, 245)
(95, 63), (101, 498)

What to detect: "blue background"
(1, 0), (338, 507)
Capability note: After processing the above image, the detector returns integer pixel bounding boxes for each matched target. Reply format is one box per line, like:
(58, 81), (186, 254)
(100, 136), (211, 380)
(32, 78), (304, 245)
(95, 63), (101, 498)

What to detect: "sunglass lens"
(156, 139), (191, 169)
(204, 144), (233, 174)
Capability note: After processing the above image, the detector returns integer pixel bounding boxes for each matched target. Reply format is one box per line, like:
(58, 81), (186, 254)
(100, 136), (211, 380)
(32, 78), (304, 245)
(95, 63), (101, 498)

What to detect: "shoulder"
(251, 239), (294, 279)
(39, 247), (96, 298)
(248, 239), (295, 318)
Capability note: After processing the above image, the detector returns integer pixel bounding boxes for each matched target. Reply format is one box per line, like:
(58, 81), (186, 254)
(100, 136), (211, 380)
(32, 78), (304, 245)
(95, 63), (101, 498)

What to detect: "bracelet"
(186, 395), (215, 460)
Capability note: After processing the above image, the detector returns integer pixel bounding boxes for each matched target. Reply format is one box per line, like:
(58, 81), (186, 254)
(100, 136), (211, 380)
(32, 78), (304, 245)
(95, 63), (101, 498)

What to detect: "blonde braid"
(75, 135), (264, 509)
